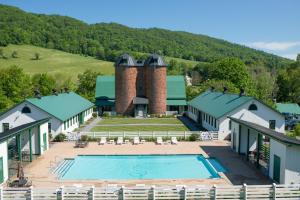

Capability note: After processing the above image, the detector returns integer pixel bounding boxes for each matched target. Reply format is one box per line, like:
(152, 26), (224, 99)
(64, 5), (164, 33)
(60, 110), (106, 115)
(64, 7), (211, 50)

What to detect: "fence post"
(60, 186), (64, 200)
(0, 186), (3, 200)
(90, 186), (95, 200)
(93, 132), (95, 138)
(108, 131), (110, 138)
(273, 183), (277, 200)
(152, 185), (156, 200)
(121, 186), (125, 200)
(184, 131), (187, 140)
(152, 131), (155, 138)
(30, 186), (33, 200)
(243, 183), (247, 200)
(183, 186), (187, 200)
(213, 184), (217, 200)
(123, 131), (125, 138)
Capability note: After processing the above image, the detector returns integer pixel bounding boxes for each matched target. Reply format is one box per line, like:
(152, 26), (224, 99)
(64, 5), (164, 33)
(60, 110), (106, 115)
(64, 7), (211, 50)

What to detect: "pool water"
(60, 155), (220, 180)
(207, 158), (227, 173)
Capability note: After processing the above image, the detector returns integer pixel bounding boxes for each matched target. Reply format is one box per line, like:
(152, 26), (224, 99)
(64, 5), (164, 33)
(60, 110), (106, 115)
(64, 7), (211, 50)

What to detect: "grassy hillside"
(0, 4), (292, 69)
(0, 45), (114, 80)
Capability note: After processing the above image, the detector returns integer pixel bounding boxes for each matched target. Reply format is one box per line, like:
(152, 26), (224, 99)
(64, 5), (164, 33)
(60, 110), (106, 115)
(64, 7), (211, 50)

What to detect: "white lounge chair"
(156, 137), (163, 145)
(99, 137), (106, 145)
(171, 137), (178, 145)
(133, 136), (140, 145)
(117, 137), (123, 145)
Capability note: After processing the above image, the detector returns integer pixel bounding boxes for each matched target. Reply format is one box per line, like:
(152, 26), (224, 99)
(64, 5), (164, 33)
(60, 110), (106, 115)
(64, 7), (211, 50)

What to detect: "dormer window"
(21, 106), (31, 113)
(248, 104), (258, 111)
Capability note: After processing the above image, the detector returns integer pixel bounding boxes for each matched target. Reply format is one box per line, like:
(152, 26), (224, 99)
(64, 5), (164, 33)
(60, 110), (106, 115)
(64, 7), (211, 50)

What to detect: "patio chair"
(117, 137), (123, 145)
(99, 137), (107, 145)
(171, 137), (178, 145)
(133, 136), (140, 145)
(156, 137), (163, 145)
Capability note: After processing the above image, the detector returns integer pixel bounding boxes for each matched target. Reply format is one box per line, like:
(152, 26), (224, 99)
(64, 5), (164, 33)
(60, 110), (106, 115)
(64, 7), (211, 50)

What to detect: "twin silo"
(115, 54), (166, 116)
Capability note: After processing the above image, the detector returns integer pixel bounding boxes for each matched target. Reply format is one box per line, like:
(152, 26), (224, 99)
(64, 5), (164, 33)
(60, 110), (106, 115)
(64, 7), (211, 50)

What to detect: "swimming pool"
(59, 155), (221, 180)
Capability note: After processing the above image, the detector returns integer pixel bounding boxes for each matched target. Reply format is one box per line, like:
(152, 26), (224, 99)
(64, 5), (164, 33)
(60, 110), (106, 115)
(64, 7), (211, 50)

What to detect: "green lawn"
(0, 45), (114, 80)
(98, 118), (182, 125)
(91, 125), (189, 131)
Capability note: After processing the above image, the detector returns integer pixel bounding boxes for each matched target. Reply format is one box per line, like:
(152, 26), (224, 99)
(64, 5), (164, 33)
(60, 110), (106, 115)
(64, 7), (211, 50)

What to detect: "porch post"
(17, 134), (22, 161)
(29, 129), (33, 162)
(256, 133), (261, 168)
(37, 125), (41, 155)
(238, 125), (241, 154)
(246, 129), (250, 161)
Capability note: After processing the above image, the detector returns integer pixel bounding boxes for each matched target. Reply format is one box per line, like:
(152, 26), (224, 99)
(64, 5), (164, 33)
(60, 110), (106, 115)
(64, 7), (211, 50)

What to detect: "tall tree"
(77, 69), (102, 101)
(31, 73), (56, 96)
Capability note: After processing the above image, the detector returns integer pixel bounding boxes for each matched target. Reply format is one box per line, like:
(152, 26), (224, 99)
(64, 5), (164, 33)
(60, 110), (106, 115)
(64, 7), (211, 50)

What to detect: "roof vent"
(223, 87), (228, 94)
(52, 89), (58, 96)
(239, 88), (245, 96)
(34, 90), (41, 99)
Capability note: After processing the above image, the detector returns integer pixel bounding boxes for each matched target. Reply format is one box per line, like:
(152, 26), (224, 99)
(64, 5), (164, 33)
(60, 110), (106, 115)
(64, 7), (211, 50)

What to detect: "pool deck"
(22, 141), (271, 187)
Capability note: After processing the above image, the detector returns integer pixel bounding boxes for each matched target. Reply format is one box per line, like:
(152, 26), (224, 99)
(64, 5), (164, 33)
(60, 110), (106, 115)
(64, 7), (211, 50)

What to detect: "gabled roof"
(95, 76), (115, 99)
(26, 92), (94, 121)
(276, 103), (300, 115)
(95, 75), (186, 100)
(0, 118), (50, 143)
(229, 117), (300, 146)
(188, 91), (254, 119)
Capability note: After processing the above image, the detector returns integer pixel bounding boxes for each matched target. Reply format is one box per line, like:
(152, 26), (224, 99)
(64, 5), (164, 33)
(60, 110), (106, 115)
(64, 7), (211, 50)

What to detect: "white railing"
(0, 183), (299, 199)
(67, 131), (219, 141)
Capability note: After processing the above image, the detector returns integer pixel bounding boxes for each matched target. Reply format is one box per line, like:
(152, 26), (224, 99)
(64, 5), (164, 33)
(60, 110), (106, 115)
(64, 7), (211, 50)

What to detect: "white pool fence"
(67, 131), (219, 141)
(1, 183), (299, 199)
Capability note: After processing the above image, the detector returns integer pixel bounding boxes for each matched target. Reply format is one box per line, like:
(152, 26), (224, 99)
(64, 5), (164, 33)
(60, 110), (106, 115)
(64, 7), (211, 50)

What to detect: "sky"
(1, 0), (299, 60)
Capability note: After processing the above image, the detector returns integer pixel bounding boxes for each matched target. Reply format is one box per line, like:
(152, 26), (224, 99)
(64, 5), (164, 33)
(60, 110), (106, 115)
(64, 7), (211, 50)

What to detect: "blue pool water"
(207, 158), (227, 173)
(60, 155), (220, 180)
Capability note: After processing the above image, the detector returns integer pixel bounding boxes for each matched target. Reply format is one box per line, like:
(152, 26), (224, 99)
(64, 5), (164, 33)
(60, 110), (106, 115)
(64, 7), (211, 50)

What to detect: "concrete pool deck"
(21, 141), (271, 187)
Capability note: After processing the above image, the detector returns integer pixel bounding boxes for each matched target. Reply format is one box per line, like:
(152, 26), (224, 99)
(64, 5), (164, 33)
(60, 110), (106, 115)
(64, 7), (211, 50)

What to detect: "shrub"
(102, 112), (109, 118)
(188, 133), (199, 141)
(295, 124), (300, 136)
(53, 133), (67, 142)
(92, 112), (97, 118)
(48, 133), (53, 141)
(81, 135), (89, 141)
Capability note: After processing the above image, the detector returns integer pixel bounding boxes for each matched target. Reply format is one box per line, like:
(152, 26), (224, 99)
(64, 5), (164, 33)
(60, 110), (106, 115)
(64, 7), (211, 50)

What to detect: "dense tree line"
(0, 4), (291, 69)
(0, 66), (99, 112)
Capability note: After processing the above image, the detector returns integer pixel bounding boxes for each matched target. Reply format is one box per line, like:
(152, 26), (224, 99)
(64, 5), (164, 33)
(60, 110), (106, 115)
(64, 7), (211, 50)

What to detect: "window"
(248, 104), (258, 111)
(2, 123), (9, 132)
(21, 106), (31, 113)
(48, 123), (51, 133)
(269, 120), (276, 130)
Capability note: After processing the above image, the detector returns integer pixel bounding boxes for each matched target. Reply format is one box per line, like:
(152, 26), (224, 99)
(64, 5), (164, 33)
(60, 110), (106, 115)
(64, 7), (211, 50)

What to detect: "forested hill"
(0, 4), (291, 68)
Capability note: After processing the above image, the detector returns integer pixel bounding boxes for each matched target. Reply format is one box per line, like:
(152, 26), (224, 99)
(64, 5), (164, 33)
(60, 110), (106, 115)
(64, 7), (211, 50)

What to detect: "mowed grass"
(91, 125), (189, 132)
(0, 45), (114, 80)
(98, 118), (182, 125)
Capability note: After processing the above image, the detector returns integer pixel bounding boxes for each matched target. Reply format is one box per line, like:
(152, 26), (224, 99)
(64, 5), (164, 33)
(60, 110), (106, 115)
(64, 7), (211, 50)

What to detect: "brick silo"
(145, 54), (167, 114)
(115, 54), (137, 115)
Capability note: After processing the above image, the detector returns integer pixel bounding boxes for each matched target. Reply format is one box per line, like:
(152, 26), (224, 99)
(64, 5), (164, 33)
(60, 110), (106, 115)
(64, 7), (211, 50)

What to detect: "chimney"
(239, 88), (245, 96)
(34, 90), (41, 99)
(52, 89), (58, 96)
(210, 86), (215, 92)
(223, 87), (228, 94)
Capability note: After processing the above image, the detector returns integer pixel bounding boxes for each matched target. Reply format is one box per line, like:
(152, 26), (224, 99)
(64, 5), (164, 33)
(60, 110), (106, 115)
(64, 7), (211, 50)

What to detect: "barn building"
(0, 92), (94, 136)
(0, 118), (49, 184)
(187, 89), (285, 140)
(95, 54), (187, 117)
(230, 117), (300, 184)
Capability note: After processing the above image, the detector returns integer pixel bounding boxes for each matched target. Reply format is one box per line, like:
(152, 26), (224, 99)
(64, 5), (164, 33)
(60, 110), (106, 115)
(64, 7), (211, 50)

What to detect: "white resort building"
(187, 89), (285, 140)
(0, 92), (94, 136)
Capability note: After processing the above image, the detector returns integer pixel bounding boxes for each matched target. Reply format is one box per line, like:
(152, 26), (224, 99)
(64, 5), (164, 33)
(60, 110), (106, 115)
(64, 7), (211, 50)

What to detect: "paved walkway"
(177, 116), (205, 131)
(80, 117), (102, 132)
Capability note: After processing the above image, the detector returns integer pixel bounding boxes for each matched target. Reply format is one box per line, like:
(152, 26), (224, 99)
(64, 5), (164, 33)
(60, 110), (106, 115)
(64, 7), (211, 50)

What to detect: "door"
(43, 133), (48, 151)
(138, 105), (144, 117)
(197, 111), (202, 125)
(79, 113), (84, 124)
(0, 157), (3, 183)
(273, 155), (281, 183)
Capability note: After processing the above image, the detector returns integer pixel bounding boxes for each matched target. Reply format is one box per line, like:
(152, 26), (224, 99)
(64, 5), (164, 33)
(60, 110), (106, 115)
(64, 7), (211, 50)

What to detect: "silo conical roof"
(115, 53), (136, 67)
(145, 54), (166, 66)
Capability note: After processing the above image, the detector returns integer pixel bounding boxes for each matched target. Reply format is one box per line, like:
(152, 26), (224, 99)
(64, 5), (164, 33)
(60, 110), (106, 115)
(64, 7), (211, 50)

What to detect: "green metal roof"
(188, 91), (254, 119)
(276, 103), (300, 115)
(95, 99), (115, 106)
(95, 76), (115, 99)
(166, 76), (186, 99)
(26, 92), (94, 121)
(95, 75), (186, 101)
(167, 99), (187, 106)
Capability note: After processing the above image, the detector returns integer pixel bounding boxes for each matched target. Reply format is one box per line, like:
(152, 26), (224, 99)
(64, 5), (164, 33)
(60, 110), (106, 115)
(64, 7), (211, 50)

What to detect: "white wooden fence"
(67, 131), (219, 141)
(0, 184), (300, 199)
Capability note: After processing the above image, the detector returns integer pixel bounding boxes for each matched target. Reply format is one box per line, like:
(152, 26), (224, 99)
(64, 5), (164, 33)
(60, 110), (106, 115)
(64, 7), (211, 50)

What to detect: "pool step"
(53, 159), (75, 178)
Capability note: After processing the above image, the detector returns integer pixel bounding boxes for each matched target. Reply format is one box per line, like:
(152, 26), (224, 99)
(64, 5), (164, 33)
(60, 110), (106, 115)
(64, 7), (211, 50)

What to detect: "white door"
(138, 105), (144, 117)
